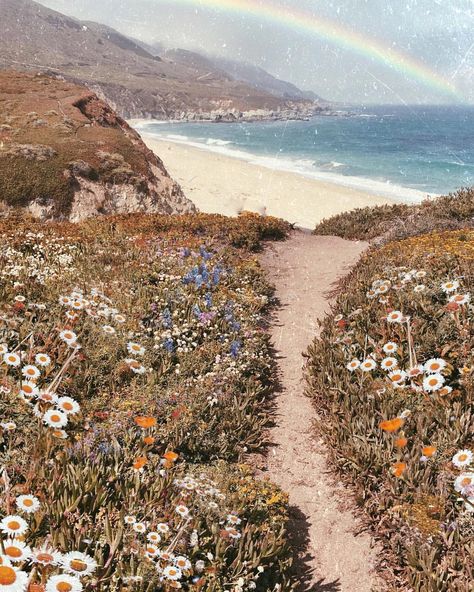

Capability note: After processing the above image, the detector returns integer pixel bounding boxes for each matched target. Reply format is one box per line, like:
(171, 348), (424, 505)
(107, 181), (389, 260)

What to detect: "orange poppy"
(163, 451), (179, 462)
(143, 436), (155, 445)
(379, 417), (404, 432)
(392, 462), (407, 477)
(422, 445), (437, 457)
(133, 456), (147, 470)
(134, 416), (157, 429)
(394, 437), (408, 449)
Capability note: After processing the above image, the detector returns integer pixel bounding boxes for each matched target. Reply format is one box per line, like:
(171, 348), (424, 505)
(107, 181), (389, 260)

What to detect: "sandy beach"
(143, 135), (393, 228)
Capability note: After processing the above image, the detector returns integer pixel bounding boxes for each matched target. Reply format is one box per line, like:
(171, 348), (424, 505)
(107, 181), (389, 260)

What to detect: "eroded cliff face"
(0, 71), (195, 221)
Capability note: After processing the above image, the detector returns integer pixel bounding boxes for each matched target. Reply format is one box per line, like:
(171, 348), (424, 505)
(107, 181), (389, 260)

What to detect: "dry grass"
(313, 187), (474, 242)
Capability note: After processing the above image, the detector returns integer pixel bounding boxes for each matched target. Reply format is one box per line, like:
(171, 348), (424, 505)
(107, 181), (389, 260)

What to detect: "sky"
(38, 0), (474, 104)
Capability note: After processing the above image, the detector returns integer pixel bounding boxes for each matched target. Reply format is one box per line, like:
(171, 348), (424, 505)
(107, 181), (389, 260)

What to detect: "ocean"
(133, 105), (474, 203)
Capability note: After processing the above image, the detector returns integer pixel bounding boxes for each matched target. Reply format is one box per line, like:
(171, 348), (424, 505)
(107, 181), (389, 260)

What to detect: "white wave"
(319, 161), (345, 169)
(206, 138), (233, 146)
(137, 127), (437, 204)
(166, 134), (190, 141)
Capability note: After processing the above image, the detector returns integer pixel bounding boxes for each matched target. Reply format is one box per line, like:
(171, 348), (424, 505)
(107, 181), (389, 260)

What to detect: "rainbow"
(153, 0), (462, 100)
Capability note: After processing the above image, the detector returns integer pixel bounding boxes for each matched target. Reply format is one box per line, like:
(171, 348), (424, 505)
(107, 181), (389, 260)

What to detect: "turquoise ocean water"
(134, 105), (474, 203)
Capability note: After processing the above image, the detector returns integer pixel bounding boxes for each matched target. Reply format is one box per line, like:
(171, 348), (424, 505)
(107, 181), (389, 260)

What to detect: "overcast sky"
(38, 0), (474, 104)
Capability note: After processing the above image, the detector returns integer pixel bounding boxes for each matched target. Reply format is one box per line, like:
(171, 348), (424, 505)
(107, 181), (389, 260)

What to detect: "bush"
(306, 228), (474, 590)
(0, 212), (294, 590)
(314, 187), (474, 242)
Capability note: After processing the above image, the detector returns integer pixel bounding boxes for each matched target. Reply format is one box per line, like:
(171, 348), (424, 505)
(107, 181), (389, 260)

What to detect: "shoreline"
(141, 134), (396, 229)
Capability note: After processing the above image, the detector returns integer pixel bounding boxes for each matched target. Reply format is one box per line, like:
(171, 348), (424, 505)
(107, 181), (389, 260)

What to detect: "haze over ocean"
(134, 105), (474, 203)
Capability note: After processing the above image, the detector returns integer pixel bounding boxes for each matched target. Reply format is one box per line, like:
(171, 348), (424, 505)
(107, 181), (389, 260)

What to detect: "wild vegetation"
(306, 226), (474, 590)
(0, 212), (294, 591)
(313, 187), (474, 242)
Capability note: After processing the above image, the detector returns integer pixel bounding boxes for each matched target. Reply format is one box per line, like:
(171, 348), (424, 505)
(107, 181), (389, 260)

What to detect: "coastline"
(141, 134), (394, 229)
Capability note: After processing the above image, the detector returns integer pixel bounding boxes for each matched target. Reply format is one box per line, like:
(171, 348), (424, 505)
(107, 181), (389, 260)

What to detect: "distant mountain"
(152, 46), (324, 103)
(0, 0), (328, 120)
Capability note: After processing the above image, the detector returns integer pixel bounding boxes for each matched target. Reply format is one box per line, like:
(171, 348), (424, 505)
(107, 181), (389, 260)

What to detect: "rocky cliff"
(0, 71), (195, 221)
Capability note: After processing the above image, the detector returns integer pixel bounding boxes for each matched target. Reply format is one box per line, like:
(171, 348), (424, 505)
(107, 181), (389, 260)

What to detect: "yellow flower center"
(0, 566), (16, 585)
(429, 379), (438, 386)
(63, 402), (73, 411)
(37, 552), (53, 563)
(459, 454), (468, 462)
(57, 583), (73, 592)
(5, 546), (22, 558)
(51, 414), (61, 423)
(7, 520), (20, 530)
(70, 559), (87, 572)
(23, 498), (33, 507)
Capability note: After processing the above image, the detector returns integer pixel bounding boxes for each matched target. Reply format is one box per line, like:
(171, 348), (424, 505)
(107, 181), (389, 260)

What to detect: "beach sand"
(143, 135), (393, 228)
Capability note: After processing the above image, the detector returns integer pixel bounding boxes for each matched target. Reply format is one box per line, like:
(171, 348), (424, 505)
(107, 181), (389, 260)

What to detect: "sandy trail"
(260, 230), (381, 591)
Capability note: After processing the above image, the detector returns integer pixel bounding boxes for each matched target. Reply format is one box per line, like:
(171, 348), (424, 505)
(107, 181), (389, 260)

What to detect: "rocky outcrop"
(0, 71), (195, 221)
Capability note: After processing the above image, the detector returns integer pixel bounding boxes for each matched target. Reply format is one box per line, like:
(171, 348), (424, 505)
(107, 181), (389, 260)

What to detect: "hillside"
(0, 0), (324, 120)
(0, 71), (194, 220)
(162, 48), (324, 103)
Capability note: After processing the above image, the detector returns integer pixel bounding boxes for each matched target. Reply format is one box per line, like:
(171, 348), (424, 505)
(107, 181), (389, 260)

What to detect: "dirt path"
(261, 230), (381, 592)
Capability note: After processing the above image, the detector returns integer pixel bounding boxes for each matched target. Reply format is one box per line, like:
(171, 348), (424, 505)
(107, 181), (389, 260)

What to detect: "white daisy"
(346, 359), (360, 372)
(162, 565), (182, 581)
(414, 285), (426, 293)
(0, 565), (28, 590)
(39, 391), (58, 404)
(441, 280), (459, 293)
(35, 353), (51, 367)
(59, 330), (77, 346)
(19, 382), (39, 399)
(124, 515), (136, 525)
(454, 472), (474, 494)
(423, 373), (445, 392)
(127, 342), (145, 356)
(144, 544), (159, 559)
(133, 522), (147, 534)
(3, 352), (20, 367)
(381, 357), (398, 371)
(449, 293), (470, 306)
(146, 532), (161, 544)
(424, 358), (447, 374)
(0, 515), (28, 536)
(383, 342), (398, 354)
(174, 556), (192, 570)
(58, 296), (72, 306)
(156, 523), (170, 534)
(102, 325), (116, 335)
(46, 574), (83, 592)
(387, 369), (406, 384)
(0, 344), (8, 355)
(57, 397), (80, 415)
(2, 540), (31, 563)
(360, 358), (377, 372)
(407, 364), (424, 378)
(175, 504), (190, 518)
(21, 365), (40, 380)
(61, 551), (97, 576)
(386, 310), (404, 323)
(43, 409), (68, 429)
(30, 544), (62, 566)
(452, 450), (473, 468)
(16, 495), (40, 514)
